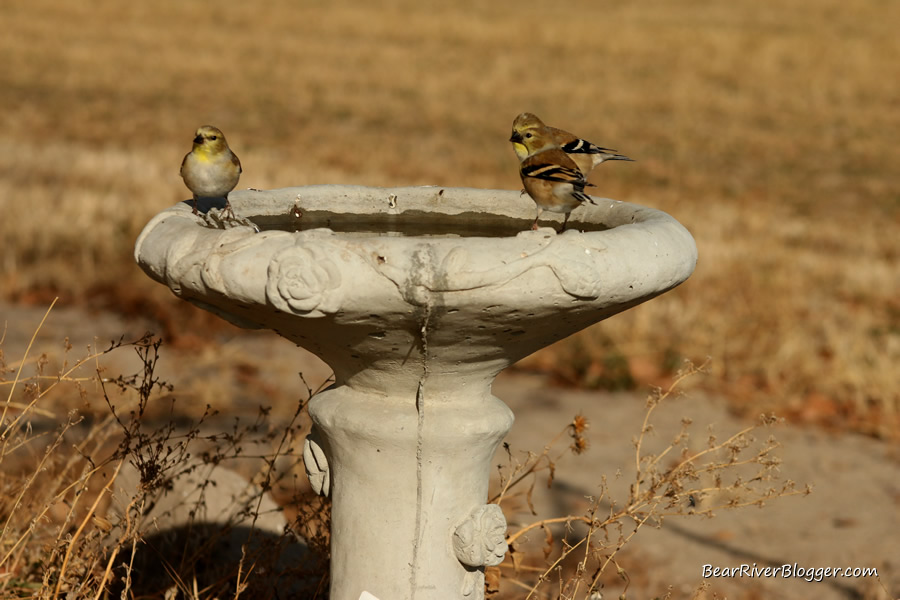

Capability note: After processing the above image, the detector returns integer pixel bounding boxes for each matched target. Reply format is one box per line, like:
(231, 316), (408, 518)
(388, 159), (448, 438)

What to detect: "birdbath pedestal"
(134, 185), (697, 600)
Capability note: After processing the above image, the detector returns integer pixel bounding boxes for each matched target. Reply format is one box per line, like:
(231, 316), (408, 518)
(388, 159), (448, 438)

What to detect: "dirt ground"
(2, 300), (898, 599)
(497, 376), (899, 599)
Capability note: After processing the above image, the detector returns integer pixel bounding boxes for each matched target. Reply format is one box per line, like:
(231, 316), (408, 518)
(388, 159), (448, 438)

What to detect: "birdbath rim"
(135, 183), (696, 320)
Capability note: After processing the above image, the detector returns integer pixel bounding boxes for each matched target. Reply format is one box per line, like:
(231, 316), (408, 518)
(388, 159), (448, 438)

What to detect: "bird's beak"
(193, 135), (204, 144)
(509, 131), (523, 143)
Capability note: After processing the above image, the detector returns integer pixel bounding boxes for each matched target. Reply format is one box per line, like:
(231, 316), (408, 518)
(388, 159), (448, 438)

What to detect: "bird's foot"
(202, 205), (259, 232)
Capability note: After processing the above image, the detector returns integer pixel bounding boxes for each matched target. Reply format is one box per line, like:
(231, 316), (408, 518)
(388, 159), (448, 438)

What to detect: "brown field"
(1, 0), (899, 596)
(2, 0), (897, 432)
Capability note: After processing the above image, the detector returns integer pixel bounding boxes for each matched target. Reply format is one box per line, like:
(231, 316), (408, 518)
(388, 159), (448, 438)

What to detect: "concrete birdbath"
(134, 185), (697, 600)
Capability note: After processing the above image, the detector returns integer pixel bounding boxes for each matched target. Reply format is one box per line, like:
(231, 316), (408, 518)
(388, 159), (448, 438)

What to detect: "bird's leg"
(223, 195), (236, 220)
(559, 212), (570, 233)
(531, 209), (541, 231)
(192, 196), (199, 215)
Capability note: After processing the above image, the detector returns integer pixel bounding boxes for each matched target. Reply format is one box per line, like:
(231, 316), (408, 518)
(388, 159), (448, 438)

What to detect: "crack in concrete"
(409, 249), (434, 600)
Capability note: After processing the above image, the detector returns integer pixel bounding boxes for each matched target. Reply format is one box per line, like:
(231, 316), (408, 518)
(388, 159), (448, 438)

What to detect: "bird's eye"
(525, 132), (532, 139)
(209, 135), (217, 141)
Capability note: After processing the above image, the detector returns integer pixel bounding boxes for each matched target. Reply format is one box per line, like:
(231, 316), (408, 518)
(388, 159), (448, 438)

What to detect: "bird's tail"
(601, 152), (634, 162)
(562, 139), (635, 163)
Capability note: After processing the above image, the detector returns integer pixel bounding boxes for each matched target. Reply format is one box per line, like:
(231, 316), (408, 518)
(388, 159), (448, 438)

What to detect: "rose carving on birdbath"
(267, 242), (343, 317)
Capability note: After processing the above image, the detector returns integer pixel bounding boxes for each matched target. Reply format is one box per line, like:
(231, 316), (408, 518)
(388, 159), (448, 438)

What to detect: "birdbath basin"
(134, 185), (697, 600)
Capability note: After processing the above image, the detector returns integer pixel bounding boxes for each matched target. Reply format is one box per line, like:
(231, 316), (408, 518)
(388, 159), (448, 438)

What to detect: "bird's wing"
(521, 151), (587, 185)
(230, 151), (242, 174)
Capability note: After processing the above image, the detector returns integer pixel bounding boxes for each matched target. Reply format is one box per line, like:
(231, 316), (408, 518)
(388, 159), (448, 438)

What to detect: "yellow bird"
(510, 125), (595, 231)
(180, 125), (242, 215)
(510, 112), (632, 177)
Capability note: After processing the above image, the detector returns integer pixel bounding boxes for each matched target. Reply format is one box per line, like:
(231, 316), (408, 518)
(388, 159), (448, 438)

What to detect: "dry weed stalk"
(0, 302), (332, 598)
(495, 360), (811, 599)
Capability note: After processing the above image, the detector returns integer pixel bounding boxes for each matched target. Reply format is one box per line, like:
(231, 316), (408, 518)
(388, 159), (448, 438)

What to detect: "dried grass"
(0, 307), (330, 598)
(490, 362), (813, 598)
(0, 1), (897, 430)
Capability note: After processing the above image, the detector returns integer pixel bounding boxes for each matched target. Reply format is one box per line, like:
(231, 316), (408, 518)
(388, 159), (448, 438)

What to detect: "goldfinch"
(510, 112), (633, 177)
(510, 126), (595, 232)
(180, 125), (242, 215)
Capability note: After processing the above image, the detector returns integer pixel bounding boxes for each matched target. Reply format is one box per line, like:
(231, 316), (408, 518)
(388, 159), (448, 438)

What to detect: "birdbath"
(134, 185), (696, 600)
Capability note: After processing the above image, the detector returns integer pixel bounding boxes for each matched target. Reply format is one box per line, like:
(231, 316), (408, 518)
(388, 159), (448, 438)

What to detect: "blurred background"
(1, 1), (899, 598)
(1, 0), (897, 431)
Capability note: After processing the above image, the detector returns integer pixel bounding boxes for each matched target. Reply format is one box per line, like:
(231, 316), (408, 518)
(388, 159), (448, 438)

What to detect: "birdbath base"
(307, 385), (512, 598)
